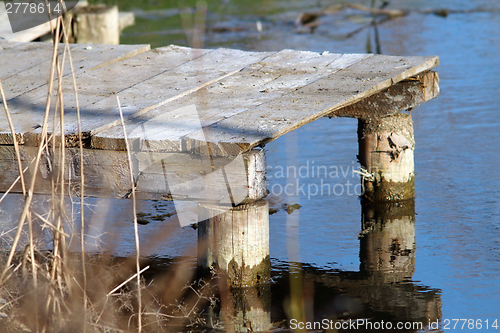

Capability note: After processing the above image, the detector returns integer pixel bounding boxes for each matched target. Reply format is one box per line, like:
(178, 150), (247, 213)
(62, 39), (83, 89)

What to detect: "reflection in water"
(0, 189), (442, 331)
(268, 199), (441, 332)
(360, 199), (416, 283)
(358, 199), (442, 327)
(139, 198), (441, 332)
(228, 285), (272, 332)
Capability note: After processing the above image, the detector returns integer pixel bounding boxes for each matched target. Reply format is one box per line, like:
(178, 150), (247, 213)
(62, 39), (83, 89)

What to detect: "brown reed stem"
(117, 96), (143, 332)
(50, 31), (69, 295)
(0, 167), (28, 204)
(59, 2), (88, 328)
(0, 16), (62, 286)
(0, 81), (26, 195)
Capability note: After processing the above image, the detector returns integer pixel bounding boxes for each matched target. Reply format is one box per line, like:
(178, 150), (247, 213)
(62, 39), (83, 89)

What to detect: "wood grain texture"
(183, 54), (439, 156)
(329, 71), (439, 119)
(0, 42), (150, 144)
(198, 199), (270, 287)
(0, 145), (265, 202)
(0, 42), (439, 158)
(358, 113), (415, 201)
(91, 49), (351, 153)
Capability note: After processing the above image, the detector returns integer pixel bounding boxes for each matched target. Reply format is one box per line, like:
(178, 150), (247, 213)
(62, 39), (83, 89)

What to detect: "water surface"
(93, 0), (500, 326)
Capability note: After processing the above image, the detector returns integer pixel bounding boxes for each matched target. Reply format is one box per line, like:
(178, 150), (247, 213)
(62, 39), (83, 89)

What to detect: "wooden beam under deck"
(327, 71), (439, 119)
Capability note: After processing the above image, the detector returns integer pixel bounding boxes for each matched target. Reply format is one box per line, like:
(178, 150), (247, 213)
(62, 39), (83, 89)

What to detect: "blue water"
(196, 0), (500, 324)
(132, 2), (500, 325)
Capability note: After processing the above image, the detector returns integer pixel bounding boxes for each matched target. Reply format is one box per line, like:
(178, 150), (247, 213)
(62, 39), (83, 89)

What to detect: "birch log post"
(65, 5), (120, 45)
(358, 113), (415, 201)
(198, 199), (270, 287)
(197, 148), (269, 287)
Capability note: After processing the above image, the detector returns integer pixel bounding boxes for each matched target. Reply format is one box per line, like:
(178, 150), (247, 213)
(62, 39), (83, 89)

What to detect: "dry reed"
(0, 6), (219, 333)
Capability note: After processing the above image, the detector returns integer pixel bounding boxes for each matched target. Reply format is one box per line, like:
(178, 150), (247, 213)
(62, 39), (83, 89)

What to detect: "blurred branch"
(295, 2), (499, 34)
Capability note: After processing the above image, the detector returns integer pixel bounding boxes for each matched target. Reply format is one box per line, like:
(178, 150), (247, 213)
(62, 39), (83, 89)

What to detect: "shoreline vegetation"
(0, 11), (222, 332)
(90, 0), (500, 50)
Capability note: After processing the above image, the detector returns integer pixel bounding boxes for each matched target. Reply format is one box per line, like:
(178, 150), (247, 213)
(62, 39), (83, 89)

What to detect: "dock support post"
(198, 200), (271, 332)
(197, 148), (269, 287)
(198, 199), (270, 287)
(357, 113), (415, 201)
(197, 148), (270, 331)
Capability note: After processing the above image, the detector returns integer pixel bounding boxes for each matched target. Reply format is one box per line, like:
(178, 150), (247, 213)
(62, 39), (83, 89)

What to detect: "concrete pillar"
(357, 113), (415, 201)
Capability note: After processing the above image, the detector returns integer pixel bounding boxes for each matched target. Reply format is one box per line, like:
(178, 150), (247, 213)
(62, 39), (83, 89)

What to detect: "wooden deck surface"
(0, 41), (439, 157)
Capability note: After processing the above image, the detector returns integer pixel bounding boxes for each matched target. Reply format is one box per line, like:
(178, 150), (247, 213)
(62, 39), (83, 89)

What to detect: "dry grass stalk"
(0, 6), (226, 332)
(59, 9), (89, 330)
(0, 82), (26, 196)
(117, 96), (143, 332)
(0, 14), (62, 285)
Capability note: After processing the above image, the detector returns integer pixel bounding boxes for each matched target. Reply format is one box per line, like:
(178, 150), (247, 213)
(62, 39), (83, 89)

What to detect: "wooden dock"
(0, 41), (439, 154)
(0, 40), (441, 328)
(0, 40), (439, 201)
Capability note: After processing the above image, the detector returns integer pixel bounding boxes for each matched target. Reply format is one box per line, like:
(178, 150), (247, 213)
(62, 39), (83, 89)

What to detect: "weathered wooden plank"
(1, 43), (439, 160)
(0, 42), (150, 144)
(54, 45), (217, 136)
(13, 44), (211, 141)
(0, 42), (150, 89)
(0, 13), (54, 43)
(91, 51), (369, 153)
(0, 42), (56, 80)
(0, 145), (265, 203)
(88, 47), (291, 150)
(1, 42), (150, 95)
(183, 54), (439, 156)
(1, 43), (150, 99)
(1, 46), (273, 147)
(328, 71), (439, 119)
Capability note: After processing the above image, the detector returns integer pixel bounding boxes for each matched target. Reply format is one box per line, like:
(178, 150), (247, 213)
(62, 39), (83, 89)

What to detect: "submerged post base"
(358, 113), (415, 201)
(198, 200), (270, 288)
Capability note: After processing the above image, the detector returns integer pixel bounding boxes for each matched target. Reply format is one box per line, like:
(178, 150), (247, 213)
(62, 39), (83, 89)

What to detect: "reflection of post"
(359, 199), (415, 283)
(358, 113), (415, 201)
(230, 285), (271, 332)
(357, 202), (442, 325)
(198, 200), (271, 332)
